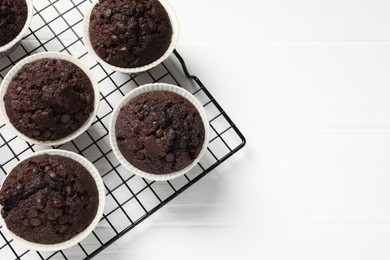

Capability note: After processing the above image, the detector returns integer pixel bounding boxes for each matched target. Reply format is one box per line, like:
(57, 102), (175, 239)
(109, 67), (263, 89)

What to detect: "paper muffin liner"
(83, 0), (180, 75)
(0, 149), (106, 252)
(0, 52), (100, 146)
(0, 0), (34, 58)
(109, 83), (210, 181)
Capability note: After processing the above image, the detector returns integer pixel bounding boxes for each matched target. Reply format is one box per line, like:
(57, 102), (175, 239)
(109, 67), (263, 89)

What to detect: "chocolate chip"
(61, 114), (71, 124)
(179, 141), (187, 149)
(75, 113), (83, 121)
(96, 47), (108, 59)
(30, 218), (42, 227)
(16, 86), (23, 93)
(36, 198), (45, 209)
(186, 114), (194, 123)
(194, 125), (202, 135)
(66, 185), (75, 195)
(137, 113), (144, 120)
(156, 129), (163, 138)
(32, 130), (41, 137)
(82, 196), (89, 206)
(142, 127), (151, 135)
(152, 121), (159, 130)
(150, 7), (157, 18)
(165, 130), (176, 145)
(6, 15), (15, 24)
(192, 137), (200, 147)
(135, 4), (145, 16)
(47, 213), (55, 221)
(133, 124), (141, 133)
(53, 199), (63, 208)
(141, 23), (149, 34)
(0, 6), (9, 16)
(48, 171), (57, 179)
(136, 151), (145, 160)
(125, 53), (135, 63)
(75, 184), (84, 193)
(103, 8), (112, 18)
(59, 225), (68, 233)
(58, 215), (68, 225)
(55, 209), (63, 217)
(118, 46), (128, 54)
(16, 183), (23, 190)
(148, 21), (157, 32)
(165, 138), (174, 146)
(165, 153), (175, 162)
(111, 34), (118, 44)
(142, 104), (149, 111)
(134, 139), (143, 150)
(128, 38), (137, 46)
(116, 23), (126, 34)
(22, 218), (30, 226)
(43, 130), (51, 138)
(22, 115), (30, 124)
(1, 208), (7, 218)
(29, 209), (38, 218)
(168, 129), (176, 138)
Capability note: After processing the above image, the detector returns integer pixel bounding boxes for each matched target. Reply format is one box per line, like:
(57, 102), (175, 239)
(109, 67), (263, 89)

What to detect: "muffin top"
(0, 0), (28, 46)
(116, 91), (205, 175)
(0, 154), (99, 244)
(89, 0), (173, 68)
(4, 58), (94, 142)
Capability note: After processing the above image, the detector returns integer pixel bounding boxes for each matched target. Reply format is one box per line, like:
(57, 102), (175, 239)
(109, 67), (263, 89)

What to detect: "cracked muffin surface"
(116, 91), (205, 175)
(3, 58), (94, 142)
(0, 154), (99, 244)
(89, 0), (173, 68)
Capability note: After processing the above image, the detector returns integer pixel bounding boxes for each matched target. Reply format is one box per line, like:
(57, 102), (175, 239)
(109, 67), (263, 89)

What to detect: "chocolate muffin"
(0, 0), (28, 46)
(0, 154), (99, 244)
(116, 91), (205, 175)
(3, 58), (95, 142)
(89, 0), (173, 68)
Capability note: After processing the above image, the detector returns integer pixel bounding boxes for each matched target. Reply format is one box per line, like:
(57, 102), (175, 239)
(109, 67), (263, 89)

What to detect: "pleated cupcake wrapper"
(0, 149), (106, 252)
(109, 83), (210, 181)
(0, 0), (34, 57)
(83, 0), (180, 74)
(0, 52), (100, 146)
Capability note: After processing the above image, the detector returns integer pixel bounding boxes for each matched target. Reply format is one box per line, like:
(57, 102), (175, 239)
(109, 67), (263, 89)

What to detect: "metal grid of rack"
(0, 0), (246, 259)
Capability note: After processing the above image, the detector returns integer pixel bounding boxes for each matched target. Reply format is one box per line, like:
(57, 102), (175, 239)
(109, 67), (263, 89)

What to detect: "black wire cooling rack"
(0, 0), (246, 259)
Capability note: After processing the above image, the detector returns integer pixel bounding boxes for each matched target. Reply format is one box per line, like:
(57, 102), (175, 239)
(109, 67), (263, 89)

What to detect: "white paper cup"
(0, 149), (105, 252)
(109, 83), (210, 181)
(83, 0), (180, 74)
(0, 52), (100, 146)
(0, 0), (34, 57)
